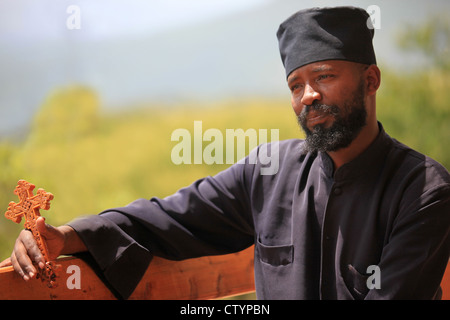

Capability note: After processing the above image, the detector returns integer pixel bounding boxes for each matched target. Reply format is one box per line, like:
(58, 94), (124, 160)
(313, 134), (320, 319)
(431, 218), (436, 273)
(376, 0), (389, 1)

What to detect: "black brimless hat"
(277, 6), (377, 79)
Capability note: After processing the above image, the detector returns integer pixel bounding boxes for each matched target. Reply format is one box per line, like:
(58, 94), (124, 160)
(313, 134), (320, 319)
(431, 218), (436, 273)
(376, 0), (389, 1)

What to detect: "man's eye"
(317, 74), (333, 81)
(290, 83), (303, 92)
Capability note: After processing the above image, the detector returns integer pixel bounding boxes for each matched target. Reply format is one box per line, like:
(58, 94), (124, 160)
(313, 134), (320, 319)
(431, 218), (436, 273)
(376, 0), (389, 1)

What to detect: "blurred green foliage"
(397, 14), (450, 70)
(377, 69), (450, 168)
(0, 89), (299, 258)
(0, 17), (449, 260)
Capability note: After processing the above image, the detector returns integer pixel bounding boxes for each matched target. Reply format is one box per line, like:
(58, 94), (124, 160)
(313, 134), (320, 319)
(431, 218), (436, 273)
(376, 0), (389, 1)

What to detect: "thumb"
(36, 217), (58, 240)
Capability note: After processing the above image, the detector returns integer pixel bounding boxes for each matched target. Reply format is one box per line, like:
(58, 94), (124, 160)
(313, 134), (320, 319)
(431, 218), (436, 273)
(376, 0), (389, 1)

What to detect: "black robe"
(68, 123), (450, 299)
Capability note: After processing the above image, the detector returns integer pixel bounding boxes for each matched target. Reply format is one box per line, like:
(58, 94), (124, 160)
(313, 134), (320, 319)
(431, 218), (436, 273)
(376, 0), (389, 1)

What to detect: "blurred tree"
(397, 15), (450, 69)
(29, 86), (100, 145)
(377, 15), (450, 171)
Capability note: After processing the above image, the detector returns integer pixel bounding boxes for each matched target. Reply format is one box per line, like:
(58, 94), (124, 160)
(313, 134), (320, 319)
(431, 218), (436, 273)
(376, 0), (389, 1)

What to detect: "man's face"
(287, 60), (368, 153)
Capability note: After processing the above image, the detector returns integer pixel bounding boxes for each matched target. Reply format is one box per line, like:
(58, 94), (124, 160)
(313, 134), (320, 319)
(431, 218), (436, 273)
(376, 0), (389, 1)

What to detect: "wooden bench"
(0, 247), (448, 300)
(0, 246), (255, 300)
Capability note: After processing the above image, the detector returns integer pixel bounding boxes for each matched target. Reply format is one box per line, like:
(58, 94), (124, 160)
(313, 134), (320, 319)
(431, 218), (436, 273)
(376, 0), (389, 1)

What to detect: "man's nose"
(301, 84), (321, 106)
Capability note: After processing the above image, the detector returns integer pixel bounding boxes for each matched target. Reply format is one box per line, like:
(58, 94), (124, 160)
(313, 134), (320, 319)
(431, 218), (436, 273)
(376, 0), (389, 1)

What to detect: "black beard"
(297, 83), (367, 154)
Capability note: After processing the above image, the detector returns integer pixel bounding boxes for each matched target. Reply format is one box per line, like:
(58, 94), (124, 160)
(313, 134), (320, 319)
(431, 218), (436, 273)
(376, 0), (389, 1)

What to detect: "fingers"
(9, 219), (66, 281)
(10, 229), (45, 281)
(0, 257), (12, 268)
(11, 249), (34, 281)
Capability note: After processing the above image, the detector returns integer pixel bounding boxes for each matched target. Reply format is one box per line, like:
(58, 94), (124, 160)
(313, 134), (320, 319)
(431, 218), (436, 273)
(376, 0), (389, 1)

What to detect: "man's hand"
(0, 217), (86, 281)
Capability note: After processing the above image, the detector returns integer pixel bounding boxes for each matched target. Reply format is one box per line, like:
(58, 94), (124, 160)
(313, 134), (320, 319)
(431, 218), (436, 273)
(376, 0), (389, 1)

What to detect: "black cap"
(277, 6), (377, 78)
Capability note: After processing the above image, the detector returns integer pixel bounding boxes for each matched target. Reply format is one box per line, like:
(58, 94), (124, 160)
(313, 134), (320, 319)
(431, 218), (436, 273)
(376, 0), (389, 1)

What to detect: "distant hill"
(1, 0), (449, 137)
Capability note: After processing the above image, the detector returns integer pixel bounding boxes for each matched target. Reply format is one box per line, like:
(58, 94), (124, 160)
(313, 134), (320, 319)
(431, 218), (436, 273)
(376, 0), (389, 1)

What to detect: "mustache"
(297, 102), (340, 125)
(302, 102), (340, 117)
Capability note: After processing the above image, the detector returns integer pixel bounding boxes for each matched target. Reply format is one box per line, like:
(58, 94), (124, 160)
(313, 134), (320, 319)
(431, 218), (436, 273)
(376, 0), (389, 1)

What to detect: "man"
(2, 6), (450, 300)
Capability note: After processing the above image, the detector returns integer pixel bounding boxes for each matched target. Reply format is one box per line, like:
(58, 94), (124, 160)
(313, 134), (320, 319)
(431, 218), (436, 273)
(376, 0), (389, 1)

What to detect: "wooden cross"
(5, 180), (59, 287)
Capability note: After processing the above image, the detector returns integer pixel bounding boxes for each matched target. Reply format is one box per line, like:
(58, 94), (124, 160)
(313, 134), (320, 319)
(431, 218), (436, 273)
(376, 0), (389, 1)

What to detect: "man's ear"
(365, 64), (381, 95)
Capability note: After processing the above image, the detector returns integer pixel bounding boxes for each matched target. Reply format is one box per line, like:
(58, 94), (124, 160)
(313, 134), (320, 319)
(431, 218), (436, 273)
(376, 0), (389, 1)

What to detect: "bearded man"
(3, 6), (450, 300)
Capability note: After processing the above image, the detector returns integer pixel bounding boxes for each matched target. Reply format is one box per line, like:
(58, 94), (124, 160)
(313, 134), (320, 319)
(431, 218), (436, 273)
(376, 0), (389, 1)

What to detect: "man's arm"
(61, 150), (258, 299)
(66, 168), (256, 298)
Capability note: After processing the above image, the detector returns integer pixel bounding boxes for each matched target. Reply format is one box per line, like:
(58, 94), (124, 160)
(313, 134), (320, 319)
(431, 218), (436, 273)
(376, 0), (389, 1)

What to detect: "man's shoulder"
(388, 137), (450, 192)
(254, 138), (306, 160)
(268, 138), (309, 162)
(242, 138), (309, 176)
(275, 138), (305, 151)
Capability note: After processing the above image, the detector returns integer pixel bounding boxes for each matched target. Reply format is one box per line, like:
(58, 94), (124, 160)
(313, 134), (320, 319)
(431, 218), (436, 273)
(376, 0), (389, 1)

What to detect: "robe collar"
(319, 122), (393, 182)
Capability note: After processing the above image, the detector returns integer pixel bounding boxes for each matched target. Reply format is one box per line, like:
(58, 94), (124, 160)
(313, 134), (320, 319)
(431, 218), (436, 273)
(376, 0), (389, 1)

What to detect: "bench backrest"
(0, 247), (448, 300)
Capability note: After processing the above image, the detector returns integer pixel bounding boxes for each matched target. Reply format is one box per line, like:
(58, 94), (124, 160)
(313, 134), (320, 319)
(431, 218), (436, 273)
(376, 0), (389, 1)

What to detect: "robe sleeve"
(365, 178), (450, 300)
(67, 158), (257, 299)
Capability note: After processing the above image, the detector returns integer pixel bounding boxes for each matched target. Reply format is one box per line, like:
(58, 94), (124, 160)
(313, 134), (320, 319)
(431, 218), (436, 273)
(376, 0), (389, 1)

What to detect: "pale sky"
(0, 0), (271, 42)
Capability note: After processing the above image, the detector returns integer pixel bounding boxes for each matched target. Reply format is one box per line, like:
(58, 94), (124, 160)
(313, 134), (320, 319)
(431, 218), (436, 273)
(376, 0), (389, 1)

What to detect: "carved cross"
(5, 180), (59, 287)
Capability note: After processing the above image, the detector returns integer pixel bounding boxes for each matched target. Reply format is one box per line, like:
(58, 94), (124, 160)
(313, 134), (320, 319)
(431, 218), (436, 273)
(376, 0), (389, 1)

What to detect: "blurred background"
(0, 0), (449, 261)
